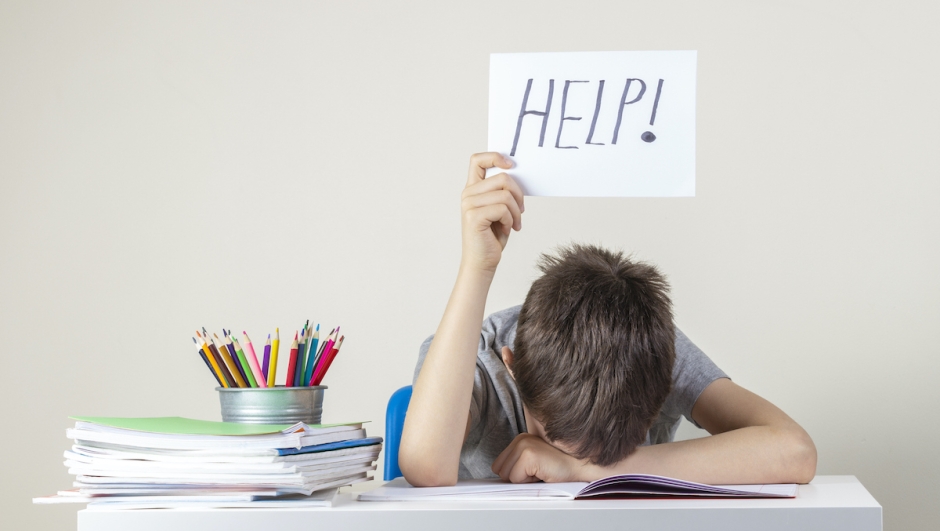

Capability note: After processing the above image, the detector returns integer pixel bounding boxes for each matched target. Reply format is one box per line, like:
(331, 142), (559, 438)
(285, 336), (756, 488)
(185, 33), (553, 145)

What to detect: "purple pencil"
(262, 334), (272, 382)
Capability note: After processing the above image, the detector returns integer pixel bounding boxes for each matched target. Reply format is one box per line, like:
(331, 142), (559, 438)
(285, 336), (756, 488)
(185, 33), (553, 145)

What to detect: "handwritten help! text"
(510, 78), (664, 156)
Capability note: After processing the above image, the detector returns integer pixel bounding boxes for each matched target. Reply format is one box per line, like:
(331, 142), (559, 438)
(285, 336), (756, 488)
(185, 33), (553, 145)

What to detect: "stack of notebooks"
(34, 416), (382, 509)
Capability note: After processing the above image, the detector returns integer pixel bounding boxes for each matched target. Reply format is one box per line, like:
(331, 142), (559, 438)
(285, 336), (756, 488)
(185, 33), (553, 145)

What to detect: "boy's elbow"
(398, 445), (459, 487)
(784, 426), (817, 484)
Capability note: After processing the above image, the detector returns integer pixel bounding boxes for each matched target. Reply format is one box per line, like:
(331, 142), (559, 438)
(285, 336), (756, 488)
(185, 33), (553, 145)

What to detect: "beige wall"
(2, 1), (937, 529)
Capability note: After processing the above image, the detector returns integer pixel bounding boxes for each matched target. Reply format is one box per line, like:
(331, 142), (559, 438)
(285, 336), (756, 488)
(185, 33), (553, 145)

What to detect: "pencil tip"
(316, 323), (320, 331)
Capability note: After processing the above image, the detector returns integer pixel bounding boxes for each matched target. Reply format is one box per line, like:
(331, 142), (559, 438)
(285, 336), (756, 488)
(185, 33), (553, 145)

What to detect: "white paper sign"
(488, 51), (696, 197)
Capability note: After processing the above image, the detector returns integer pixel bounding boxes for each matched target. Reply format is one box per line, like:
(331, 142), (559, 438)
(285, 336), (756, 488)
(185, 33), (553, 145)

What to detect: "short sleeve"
(411, 307), (527, 479)
(668, 328), (729, 428)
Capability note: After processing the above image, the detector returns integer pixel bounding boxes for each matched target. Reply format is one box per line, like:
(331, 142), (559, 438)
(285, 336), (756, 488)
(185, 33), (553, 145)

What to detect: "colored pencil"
(223, 332), (250, 387)
(231, 337), (258, 387)
(199, 330), (234, 388)
(285, 333), (299, 387)
(304, 321), (315, 362)
(213, 334), (247, 387)
(242, 331), (267, 387)
(205, 336), (235, 388)
(195, 334), (228, 388)
(197, 347), (223, 386)
(307, 332), (331, 386)
(294, 329), (307, 387)
(309, 328), (332, 379)
(302, 324), (320, 386)
(261, 334), (271, 382)
(313, 327), (338, 377)
(313, 335), (344, 386)
(269, 328), (280, 386)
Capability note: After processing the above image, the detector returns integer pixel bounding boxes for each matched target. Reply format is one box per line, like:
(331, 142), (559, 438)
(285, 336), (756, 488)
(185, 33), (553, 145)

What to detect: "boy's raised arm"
(398, 152), (523, 487)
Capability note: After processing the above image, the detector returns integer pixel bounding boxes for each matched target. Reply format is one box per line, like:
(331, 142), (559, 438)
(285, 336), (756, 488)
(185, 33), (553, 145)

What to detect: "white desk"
(77, 475), (881, 531)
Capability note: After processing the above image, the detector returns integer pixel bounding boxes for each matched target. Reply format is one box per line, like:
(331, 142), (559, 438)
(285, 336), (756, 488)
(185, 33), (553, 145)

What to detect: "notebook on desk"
(358, 475), (798, 501)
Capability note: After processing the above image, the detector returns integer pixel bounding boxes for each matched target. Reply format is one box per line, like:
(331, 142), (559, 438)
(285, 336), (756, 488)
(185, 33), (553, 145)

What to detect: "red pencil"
(313, 327), (338, 375)
(284, 332), (299, 388)
(312, 335), (344, 386)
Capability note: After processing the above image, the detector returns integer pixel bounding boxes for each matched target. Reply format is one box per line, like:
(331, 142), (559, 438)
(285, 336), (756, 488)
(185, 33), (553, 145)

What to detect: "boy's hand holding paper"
(460, 153), (523, 275)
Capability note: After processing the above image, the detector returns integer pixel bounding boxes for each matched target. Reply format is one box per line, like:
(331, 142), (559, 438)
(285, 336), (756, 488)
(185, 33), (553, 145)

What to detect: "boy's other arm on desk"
(492, 378), (818, 485)
(399, 153), (523, 487)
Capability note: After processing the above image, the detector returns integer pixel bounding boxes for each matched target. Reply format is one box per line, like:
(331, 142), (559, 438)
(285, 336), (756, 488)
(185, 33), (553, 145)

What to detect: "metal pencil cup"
(217, 386), (327, 425)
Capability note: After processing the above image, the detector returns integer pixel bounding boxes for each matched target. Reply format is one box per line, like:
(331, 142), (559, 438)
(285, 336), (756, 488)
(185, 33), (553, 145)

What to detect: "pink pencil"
(313, 335), (344, 386)
(241, 331), (267, 387)
(311, 328), (338, 383)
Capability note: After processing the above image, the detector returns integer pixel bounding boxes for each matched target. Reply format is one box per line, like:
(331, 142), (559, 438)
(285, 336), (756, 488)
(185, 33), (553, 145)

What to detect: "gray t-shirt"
(413, 305), (728, 480)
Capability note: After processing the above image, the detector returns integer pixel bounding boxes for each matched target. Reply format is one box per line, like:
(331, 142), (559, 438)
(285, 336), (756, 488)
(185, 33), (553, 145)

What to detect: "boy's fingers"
(493, 435), (537, 482)
(469, 204), (513, 235)
(508, 457), (540, 484)
(495, 445), (524, 481)
(491, 440), (514, 476)
(466, 152), (514, 187)
(492, 435), (525, 479)
(462, 173), (525, 214)
(462, 190), (522, 231)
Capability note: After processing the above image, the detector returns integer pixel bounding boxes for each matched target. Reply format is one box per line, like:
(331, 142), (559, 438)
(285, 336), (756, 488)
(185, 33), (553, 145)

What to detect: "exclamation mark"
(641, 79), (664, 143)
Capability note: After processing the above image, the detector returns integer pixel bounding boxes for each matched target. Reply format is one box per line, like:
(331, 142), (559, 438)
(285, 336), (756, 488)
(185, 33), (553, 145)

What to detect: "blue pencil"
(302, 324), (320, 385)
(294, 328), (307, 387)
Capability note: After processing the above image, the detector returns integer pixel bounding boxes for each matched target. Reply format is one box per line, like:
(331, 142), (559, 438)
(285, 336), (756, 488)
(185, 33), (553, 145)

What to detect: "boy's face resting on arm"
(489, 245), (676, 483)
(491, 345), (607, 484)
(489, 245), (817, 485)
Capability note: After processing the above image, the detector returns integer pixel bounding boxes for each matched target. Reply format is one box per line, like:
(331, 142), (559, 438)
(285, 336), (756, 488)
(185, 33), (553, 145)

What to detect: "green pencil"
(231, 337), (258, 387)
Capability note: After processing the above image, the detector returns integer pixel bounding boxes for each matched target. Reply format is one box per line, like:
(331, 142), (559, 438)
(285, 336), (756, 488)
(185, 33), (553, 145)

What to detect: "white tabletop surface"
(78, 475), (882, 531)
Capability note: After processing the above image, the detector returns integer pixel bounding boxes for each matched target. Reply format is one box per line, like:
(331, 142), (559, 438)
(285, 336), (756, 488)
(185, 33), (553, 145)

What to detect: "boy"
(399, 153), (816, 486)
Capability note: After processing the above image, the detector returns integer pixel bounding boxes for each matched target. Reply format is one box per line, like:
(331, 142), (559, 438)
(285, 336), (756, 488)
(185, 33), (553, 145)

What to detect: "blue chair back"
(383, 385), (413, 481)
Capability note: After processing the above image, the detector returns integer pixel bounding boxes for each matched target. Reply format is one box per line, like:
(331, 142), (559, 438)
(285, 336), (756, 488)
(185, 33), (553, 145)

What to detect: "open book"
(359, 476), (798, 501)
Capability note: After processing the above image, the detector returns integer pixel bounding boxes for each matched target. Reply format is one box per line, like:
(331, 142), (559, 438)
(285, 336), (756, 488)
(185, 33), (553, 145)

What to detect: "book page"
(358, 478), (586, 501)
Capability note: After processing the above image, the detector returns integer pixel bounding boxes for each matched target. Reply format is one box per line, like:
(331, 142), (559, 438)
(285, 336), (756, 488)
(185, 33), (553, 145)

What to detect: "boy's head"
(511, 244), (675, 466)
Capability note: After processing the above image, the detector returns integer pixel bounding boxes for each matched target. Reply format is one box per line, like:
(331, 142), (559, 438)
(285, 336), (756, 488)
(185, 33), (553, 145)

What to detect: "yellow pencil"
(269, 328), (280, 386)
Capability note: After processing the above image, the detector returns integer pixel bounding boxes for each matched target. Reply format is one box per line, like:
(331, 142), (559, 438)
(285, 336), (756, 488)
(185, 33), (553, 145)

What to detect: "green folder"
(70, 416), (357, 436)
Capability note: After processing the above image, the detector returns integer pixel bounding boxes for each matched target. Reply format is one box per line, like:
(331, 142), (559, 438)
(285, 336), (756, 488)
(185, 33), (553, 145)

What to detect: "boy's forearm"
(399, 265), (494, 486)
(582, 423), (817, 484)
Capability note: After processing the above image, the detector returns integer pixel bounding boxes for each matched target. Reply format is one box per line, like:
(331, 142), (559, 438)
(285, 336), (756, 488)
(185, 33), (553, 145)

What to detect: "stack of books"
(34, 416), (382, 508)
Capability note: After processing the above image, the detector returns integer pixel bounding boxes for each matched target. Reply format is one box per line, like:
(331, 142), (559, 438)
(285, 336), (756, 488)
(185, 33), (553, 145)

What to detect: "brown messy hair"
(512, 244), (675, 466)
